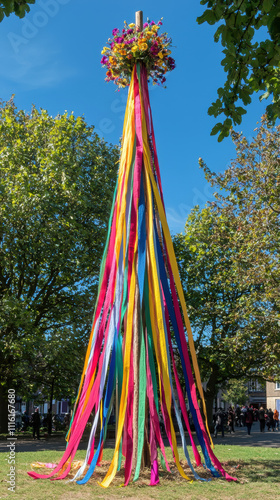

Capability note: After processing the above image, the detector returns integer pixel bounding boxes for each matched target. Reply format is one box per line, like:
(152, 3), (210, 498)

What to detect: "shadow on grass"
(223, 459), (280, 484)
(81, 458), (280, 487)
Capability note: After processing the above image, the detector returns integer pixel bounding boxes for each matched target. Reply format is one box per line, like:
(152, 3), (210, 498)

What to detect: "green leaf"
(210, 122), (223, 136)
(197, 9), (217, 26)
(263, 0), (274, 14)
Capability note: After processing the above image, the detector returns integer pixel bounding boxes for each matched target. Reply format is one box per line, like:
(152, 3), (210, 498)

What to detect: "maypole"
(28, 11), (236, 487)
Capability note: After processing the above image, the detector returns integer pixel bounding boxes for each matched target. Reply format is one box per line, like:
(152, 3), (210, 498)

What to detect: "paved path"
(208, 421), (280, 448)
(1, 422), (279, 453)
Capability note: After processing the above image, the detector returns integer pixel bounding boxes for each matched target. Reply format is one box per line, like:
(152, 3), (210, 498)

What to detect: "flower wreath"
(101, 19), (175, 88)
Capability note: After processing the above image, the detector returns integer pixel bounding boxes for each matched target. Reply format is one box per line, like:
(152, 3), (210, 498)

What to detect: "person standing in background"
(245, 406), (254, 435)
(32, 408), (41, 440)
(258, 406), (266, 432)
(273, 408), (279, 431)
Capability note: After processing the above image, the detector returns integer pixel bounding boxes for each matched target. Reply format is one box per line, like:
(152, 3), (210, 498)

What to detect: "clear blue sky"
(0, 0), (268, 233)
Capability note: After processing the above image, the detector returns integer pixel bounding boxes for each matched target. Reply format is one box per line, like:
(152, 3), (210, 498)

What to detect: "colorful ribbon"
(28, 63), (236, 486)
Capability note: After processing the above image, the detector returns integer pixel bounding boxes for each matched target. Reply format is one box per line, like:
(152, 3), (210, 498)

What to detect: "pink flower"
(112, 28), (119, 36)
(100, 56), (108, 65)
(143, 22), (148, 28)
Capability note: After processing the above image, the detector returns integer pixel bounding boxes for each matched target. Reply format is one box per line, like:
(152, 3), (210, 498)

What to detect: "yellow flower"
(129, 23), (135, 28)
(139, 43), (148, 51)
(146, 31), (153, 36)
(152, 25), (160, 32)
(131, 45), (138, 53)
(101, 47), (109, 54)
(158, 51), (164, 59)
(138, 37), (147, 43)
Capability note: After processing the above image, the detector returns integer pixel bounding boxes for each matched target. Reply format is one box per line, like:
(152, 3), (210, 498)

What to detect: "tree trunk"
(48, 377), (55, 435)
(204, 369), (219, 432)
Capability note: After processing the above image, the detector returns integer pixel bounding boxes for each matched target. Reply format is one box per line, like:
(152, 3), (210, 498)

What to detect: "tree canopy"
(198, 0), (280, 140)
(174, 117), (280, 417)
(0, 0), (35, 21)
(0, 100), (119, 401)
(200, 116), (280, 334)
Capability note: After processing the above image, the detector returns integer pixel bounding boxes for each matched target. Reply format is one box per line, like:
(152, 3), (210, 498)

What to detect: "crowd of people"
(213, 405), (279, 437)
(15, 409), (71, 440)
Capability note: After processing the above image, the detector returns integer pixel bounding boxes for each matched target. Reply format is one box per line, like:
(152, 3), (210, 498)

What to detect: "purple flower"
(112, 28), (119, 36)
(150, 41), (159, 55)
(143, 22), (148, 28)
(150, 20), (155, 25)
(150, 47), (159, 55)
(110, 42), (115, 49)
(158, 21), (163, 26)
(116, 36), (124, 43)
(168, 56), (175, 69)
(127, 29), (133, 35)
(100, 56), (108, 65)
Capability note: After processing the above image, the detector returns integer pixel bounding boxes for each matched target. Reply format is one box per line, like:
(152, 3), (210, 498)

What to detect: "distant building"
(247, 379), (266, 408)
(213, 378), (266, 410)
(20, 399), (70, 417)
(266, 381), (280, 412)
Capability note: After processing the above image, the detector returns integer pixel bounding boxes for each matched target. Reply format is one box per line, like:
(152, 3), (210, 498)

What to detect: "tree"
(197, 1), (280, 140)
(173, 118), (280, 420)
(0, 1), (35, 22)
(199, 116), (280, 342)
(221, 379), (248, 406)
(17, 326), (88, 414)
(173, 207), (269, 423)
(0, 100), (119, 431)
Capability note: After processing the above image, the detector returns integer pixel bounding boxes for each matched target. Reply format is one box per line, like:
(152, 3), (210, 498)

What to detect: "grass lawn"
(0, 445), (279, 500)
